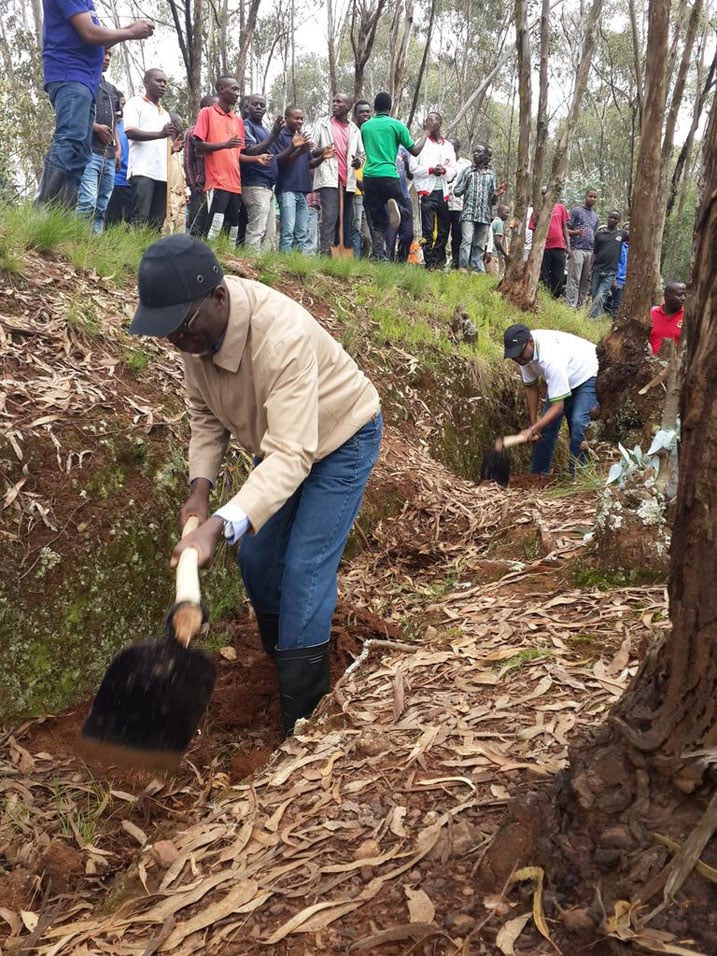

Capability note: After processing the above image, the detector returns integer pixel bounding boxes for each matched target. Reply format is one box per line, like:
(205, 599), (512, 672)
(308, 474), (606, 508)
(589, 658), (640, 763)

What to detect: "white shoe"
(387, 198), (401, 230)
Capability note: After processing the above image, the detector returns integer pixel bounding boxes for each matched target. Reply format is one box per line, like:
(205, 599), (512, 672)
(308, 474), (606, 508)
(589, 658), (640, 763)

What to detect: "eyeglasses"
(170, 295), (207, 340)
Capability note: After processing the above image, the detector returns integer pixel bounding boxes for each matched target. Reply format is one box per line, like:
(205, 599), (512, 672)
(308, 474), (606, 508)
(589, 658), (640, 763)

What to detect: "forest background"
(1, 0), (714, 283)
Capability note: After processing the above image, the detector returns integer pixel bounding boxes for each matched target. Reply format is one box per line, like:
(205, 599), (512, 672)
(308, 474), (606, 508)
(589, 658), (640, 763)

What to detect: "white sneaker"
(387, 198), (401, 230)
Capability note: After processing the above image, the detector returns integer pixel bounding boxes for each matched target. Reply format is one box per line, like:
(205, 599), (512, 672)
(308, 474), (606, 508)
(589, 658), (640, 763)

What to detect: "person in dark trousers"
(448, 139), (471, 268)
(38, 0), (153, 208)
(75, 48), (122, 232)
(104, 94), (132, 226)
(408, 112), (456, 269)
(124, 68), (177, 230)
(588, 210), (625, 319)
(530, 189), (570, 297)
(566, 188), (599, 307)
(183, 94), (218, 237)
(360, 92), (427, 261)
(311, 93), (365, 255)
(129, 235), (382, 736)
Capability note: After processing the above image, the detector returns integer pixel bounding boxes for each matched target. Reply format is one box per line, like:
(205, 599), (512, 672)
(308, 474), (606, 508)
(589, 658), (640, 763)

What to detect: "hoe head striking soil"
(480, 433), (529, 487)
(78, 518), (216, 771)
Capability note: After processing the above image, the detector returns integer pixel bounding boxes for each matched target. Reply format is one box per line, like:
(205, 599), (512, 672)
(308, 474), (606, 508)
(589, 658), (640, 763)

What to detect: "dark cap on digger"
(130, 235), (224, 337)
(503, 323), (532, 359)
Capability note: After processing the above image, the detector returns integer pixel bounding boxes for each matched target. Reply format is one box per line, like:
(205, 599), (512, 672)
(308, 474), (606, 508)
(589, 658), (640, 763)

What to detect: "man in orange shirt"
(193, 76), (246, 244)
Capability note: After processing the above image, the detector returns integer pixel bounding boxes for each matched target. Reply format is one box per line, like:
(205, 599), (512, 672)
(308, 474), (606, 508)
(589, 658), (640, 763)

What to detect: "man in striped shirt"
(453, 145), (508, 272)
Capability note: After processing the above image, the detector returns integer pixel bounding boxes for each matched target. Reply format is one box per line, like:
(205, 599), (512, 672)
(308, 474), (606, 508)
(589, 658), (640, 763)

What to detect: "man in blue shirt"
(40, 0), (154, 209)
(275, 106), (330, 253)
(242, 94), (284, 251)
(565, 188), (599, 307)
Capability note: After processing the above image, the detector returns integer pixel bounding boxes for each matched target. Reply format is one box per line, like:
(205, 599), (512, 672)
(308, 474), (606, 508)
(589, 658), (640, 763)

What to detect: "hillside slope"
(1, 237), (690, 955)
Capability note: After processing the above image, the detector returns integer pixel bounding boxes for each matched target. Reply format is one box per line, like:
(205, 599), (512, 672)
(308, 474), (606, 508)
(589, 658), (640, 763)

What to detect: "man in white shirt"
(504, 323), (598, 474)
(124, 68), (176, 229)
(408, 112), (456, 269)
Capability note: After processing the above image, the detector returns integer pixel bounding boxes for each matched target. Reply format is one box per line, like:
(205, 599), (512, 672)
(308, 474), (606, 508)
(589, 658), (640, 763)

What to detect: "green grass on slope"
(0, 202), (608, 358)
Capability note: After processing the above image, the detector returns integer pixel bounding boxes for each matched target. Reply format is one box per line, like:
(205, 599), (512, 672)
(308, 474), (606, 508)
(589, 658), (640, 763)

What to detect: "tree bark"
(387, 0), (414, 116)
(406, 0), (436, 128)
(627, 0), (645, 127)
(235, 0), (263, 93)
(596, 0), (671, 441)
(498, 0), (532, 292)
(350, 0), (389, 103)
(504, 0), (603, 311)
(666, 35), (715, 219)
(531, 0), (550, 212)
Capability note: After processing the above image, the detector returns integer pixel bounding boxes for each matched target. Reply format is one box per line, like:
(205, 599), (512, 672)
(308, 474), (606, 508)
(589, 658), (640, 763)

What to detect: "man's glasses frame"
(170, 294), (208, 340)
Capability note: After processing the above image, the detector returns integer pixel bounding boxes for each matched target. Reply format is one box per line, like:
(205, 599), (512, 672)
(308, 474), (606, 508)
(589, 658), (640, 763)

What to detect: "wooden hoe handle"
(173, 515), (203, 647)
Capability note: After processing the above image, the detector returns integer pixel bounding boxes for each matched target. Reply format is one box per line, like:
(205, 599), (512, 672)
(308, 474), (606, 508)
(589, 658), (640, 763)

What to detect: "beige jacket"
(183, 276), (380, 531)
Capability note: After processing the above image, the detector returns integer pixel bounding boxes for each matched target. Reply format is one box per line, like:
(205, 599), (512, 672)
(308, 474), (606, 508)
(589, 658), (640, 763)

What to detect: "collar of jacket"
(210, 277), (250, 374)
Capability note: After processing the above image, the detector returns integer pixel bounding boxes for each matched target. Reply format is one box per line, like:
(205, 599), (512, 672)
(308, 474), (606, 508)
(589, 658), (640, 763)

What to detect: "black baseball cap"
(130, 234), (224, 337)
(503, 323), (532, 359)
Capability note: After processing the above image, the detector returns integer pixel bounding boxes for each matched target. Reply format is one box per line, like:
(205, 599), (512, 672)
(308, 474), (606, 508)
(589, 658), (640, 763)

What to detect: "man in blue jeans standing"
(504, 324), (598, 475)
(130, 235), (382, 736)
(76, 49), (121, 232)
(39, 0), (153, 208)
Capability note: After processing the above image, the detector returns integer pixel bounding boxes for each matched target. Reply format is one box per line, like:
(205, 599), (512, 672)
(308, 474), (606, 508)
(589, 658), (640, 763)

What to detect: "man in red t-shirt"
(193, 75), (246, 243)
(529, 192), (570, 298)
(649, 281), (686, 355)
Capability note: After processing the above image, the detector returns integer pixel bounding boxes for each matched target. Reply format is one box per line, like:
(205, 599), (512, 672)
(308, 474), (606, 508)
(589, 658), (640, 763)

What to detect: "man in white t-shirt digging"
(503, 323), (598, 475)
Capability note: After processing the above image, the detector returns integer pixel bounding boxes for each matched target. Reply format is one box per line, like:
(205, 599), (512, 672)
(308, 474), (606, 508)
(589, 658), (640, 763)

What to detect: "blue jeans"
(239, 411), (382, 650)
(589, 271), (615, 318)
(77, 152), (117, 233)
(459, 221), (490, 271)
(44, 81), (95, 186)
(306, 206), (319, 254)
(351, 193), (364, 258)
(278, 191), (311, 252)
(531, 377), (597, 475)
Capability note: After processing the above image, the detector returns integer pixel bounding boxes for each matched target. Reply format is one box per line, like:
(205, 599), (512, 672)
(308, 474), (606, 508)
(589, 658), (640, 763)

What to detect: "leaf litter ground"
(0, 253), (684, 954)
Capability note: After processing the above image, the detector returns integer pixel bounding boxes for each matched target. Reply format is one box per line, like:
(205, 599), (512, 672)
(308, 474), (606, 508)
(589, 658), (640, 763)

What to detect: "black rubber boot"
(275, 642), (331, 737)
(36, 165), (74, 208)
(255, 612), (279, 657)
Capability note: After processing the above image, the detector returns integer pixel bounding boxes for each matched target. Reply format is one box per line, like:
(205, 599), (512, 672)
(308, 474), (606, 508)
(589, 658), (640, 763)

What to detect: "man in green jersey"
(360, 91), (426, 260)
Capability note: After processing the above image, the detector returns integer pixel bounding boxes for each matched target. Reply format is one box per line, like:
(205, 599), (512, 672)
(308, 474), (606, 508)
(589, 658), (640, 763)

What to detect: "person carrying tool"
(129, 235), (382, 736)
(503, 323), (598, 475)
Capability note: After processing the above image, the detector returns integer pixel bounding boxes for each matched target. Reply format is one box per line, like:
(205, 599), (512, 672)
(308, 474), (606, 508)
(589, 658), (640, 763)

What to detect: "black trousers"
(318, 186), (353, 253)
(419, 188), (450, 269)
(449, 209), (462, 268)
(363, 176), (407, 259)
(104, 185), (132, 226)
(130, 175), (167, 230)
(541, 247), (567, 298)
(208, 189), (243, 229)
(187, 188), (209, 236)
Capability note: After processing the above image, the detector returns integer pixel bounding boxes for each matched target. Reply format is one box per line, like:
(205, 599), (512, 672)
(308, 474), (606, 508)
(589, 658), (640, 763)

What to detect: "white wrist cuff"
(213, 504), (250, 545)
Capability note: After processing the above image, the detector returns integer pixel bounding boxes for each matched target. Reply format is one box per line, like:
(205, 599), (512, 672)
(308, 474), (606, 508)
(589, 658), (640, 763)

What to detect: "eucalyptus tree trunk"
(350, 0), (389, 102)
(498, 0), (532, 294)
(407, 0), (436, 127)
(531, 0), (550, 212)
(387, 0), (414, 115)
(596, 0), (671, 440)
(505, 0), (603, 310)
(235, 0), (262, 93)
(166, 0), (204, 117)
